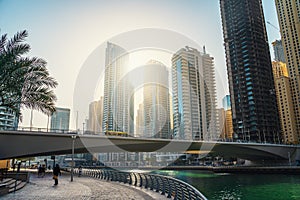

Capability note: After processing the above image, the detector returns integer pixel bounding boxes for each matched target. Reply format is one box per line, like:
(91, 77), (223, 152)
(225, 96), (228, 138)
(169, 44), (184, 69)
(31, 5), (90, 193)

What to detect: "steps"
(1, 178), (15, 185)
(8, 180), (27, 193)
(0, 178), (27, 195)
(0, 179), (10, 196)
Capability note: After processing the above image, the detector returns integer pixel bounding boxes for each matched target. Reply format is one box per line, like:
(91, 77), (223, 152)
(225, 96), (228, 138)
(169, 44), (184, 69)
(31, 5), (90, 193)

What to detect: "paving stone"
(3, 172), (168, 200)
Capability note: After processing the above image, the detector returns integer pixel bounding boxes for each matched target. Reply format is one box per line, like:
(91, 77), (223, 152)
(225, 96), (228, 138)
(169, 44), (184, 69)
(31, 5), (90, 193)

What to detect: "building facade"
(50, 107), (70, 132)
(135, 104), (144, 137)
(172, 46), (207, 140)
(0, 107), (18, 130)
(272, 61), (288, 78)
(216, 108), (226, 139)
(224, 109), (234, 140)
(222, 95), (231, 111)
(142, 60), (171, 139)
(272, 61), (298, 144)
(220, 0), (280, 143)
(102, 42), (134, 134)
(201, 47), (218, 140)
(87, 98), (103, 134)
(275, 0), (300, 142)
(272, 40), (286, 63)
(221, 95), (234, 140)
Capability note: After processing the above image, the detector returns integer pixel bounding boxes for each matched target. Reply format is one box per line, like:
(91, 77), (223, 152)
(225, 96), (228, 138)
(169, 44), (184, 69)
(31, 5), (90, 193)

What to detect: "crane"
(267, 21), (280, 32)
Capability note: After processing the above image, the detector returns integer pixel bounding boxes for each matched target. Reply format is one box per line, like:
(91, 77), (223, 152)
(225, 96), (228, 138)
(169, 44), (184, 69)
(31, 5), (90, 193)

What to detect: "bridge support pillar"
(294, 148), (300, 166)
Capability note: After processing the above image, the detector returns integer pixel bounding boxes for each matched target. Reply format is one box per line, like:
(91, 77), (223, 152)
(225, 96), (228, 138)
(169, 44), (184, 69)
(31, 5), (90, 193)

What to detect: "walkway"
(3, 171), (169, 200)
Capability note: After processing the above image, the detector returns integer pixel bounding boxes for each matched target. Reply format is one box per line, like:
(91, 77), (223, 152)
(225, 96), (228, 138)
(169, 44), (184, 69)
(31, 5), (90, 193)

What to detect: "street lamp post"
(47, 115), (49, 132)
(83, 122), (85, 135)
(30, 109), (33, 131)
(263, 128), (266, 143)
(71, 135), (77, 182)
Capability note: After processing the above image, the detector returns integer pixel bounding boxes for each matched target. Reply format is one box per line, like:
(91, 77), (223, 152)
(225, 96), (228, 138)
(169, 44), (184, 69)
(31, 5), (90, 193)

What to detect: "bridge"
(1, 130), (300, 164)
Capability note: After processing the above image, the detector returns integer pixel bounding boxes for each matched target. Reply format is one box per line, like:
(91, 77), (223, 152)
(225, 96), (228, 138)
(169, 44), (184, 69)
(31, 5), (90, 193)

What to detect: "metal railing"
(0, 126), (106, 135)
(69, 168), (207, 200)
(0, 126), (78, 134)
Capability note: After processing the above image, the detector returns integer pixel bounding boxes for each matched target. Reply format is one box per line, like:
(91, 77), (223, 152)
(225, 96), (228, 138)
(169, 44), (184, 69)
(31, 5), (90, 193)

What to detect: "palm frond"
(7, 30), (28, 49)
(0, 30), (58, 117)
(0, 33), (7, 54)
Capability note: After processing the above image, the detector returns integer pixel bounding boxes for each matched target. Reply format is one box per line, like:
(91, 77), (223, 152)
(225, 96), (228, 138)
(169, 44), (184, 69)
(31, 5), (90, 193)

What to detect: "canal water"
(154, 170), (300, 200)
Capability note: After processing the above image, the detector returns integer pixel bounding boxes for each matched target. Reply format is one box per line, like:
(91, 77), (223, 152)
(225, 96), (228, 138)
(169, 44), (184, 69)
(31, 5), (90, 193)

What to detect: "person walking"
(38, 165), (42, 177)
(53, 164), (61, 186)
(78, 165), (82, 177)
(41, 165), (45, 177)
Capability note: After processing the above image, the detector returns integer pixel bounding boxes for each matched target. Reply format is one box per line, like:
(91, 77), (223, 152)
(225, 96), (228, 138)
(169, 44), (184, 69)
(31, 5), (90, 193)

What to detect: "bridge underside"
(0, 131), (298, 163)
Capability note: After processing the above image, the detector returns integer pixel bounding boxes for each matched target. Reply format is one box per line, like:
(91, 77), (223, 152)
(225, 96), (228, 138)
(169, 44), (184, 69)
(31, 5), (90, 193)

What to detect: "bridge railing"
(0, 126), (77, 133)
(0, 126), (107, 135)
(67, 167), (207, 200)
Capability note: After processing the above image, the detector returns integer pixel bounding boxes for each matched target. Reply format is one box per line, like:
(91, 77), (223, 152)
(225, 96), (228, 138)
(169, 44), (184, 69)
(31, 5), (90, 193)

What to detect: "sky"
(0, 0), (281, 130)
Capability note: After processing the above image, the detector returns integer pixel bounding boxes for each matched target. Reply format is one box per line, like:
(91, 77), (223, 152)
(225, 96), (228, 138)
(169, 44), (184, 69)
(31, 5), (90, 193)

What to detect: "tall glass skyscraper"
(102, 42), (134, 134)
(172, 46), (207, 140)
(143, 60), (170, 139)
(201, 47), (218, 140)
(87, 98), (103, 134)
(220, 0), (280, 143)
(272, 40), (286, 63)
(135, 104), (144, 137)
(50, 107), (70, 132)
(222, 95), (231, 111)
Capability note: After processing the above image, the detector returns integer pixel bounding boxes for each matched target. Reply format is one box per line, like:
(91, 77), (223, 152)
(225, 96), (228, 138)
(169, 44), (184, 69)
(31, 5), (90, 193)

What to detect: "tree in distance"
(0, 30), (57, 120)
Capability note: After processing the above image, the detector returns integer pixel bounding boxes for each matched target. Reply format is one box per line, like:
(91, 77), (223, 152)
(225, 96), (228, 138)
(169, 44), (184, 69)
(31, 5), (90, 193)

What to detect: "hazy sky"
(0, 0), (280, 130)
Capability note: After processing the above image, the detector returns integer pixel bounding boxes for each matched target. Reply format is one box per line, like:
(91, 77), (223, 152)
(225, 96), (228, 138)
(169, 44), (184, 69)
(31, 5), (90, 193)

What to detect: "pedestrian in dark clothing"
(41, 165), (45, 177)
(53, 164), (61, 186)
(78, 165), (82, 177)
(38, 165), (42, 177)
(17, 162), (21, 173)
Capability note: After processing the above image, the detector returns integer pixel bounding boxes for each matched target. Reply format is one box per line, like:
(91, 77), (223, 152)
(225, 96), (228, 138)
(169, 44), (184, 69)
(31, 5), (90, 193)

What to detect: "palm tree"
(0, 30), (57, 119)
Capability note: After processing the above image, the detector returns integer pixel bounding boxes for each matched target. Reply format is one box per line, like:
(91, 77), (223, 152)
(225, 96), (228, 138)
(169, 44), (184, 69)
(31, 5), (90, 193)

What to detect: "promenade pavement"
(3, 171), (169, 200)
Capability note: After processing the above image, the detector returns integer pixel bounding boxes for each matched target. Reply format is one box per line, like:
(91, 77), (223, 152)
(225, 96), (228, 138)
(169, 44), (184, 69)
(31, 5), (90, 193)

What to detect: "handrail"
(0, 126), (78, 134)
(69, 167), (207, 200)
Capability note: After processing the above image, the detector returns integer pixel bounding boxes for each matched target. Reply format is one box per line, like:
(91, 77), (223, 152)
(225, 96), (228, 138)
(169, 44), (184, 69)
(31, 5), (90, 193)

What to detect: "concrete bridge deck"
(1, 130), (299, 163)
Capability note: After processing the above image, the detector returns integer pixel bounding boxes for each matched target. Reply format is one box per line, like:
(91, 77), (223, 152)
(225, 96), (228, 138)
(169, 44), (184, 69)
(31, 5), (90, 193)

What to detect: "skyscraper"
(87, 98), (103, 134)
(220, 0), (280, 143)
(272, 61), (297, 144)
(199, 46), (220, 140)
(216, 108), (226, 139)
(143, 60), (170, 139)
(221, 95), (234, 140)
(224, 109), (234, 140)
(272, 40), (286, 63)
(272, 38), (295, 144)
(50, 107), (70, 132)
(275, 0), (300, 143)
(222, 95), (231, 111)
(201, 47), (218, 140)
(135, 104), (144, 137)
(102, 42), (134, 134)
(0, 107), (18, 130)
(172, 46), (207, 140)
